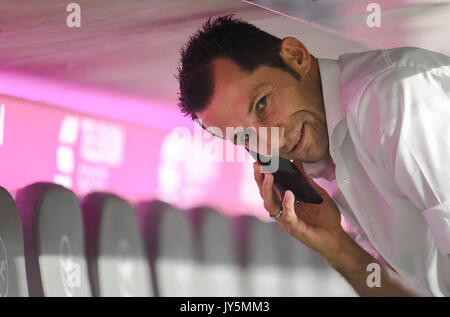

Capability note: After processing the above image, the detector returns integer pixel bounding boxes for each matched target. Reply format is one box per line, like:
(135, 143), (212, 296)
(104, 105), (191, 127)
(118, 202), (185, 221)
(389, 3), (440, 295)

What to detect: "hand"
(253, 160), (348, 262)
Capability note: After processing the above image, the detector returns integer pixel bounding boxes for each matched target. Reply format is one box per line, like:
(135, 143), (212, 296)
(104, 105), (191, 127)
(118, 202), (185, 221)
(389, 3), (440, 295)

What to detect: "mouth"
(290, 123), (305, 154)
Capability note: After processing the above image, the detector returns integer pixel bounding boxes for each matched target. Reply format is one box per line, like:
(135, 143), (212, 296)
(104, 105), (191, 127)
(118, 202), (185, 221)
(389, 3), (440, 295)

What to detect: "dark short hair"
(176, 14), (307, 121)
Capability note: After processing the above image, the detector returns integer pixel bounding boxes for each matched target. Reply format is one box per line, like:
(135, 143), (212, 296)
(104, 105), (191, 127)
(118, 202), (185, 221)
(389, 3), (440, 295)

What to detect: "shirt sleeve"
(355, 64), (450, 255)
(320, 177), (394, 268)
(340, 213), (394, 268)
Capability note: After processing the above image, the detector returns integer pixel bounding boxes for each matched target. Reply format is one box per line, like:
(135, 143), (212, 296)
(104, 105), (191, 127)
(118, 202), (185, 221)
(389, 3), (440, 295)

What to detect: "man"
(176, 15), (450, 296)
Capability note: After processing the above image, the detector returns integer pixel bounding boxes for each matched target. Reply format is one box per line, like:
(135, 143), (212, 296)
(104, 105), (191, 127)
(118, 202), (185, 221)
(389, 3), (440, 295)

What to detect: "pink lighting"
(0, 69), (192, 132)
(0, 93), (270, 219)
(0, 94), (160, 200)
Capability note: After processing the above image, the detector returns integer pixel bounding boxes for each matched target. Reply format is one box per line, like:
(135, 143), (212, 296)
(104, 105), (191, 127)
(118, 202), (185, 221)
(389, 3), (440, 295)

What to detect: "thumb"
(281, 190), (307, 237)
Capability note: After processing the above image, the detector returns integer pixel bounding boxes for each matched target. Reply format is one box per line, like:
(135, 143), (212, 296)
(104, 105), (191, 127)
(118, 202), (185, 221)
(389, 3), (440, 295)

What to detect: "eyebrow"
(232, 82), (270, 145)
(247, 82), (270, 114)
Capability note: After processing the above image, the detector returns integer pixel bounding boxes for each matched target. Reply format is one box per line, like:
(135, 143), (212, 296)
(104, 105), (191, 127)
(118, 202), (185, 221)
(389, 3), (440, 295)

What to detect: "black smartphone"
(247, 149), (323, 204)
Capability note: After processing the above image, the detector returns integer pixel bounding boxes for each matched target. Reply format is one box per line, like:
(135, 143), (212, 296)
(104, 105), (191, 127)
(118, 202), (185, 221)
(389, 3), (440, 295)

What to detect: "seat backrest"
(273, 220), (356, 296)
(189, 206), (244, 296)
(236, 215), (283, 297)
(137, 200), (196, 297)
(272, 223), (328, 296)
(0, 186), (28, 297)
(81, 192), (153, 297)
(15, 182), (91, 297)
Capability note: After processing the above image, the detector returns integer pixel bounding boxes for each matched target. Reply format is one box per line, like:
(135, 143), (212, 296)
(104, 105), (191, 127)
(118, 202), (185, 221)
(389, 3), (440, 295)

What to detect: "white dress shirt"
(304, 47), (450, 296)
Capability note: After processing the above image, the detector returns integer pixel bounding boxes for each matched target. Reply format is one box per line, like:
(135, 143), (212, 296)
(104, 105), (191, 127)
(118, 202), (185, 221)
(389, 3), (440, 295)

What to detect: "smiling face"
(196, 37), (330, 163)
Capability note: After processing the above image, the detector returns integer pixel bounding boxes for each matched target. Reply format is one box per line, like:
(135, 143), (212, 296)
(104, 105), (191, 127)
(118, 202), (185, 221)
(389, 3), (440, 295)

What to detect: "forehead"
(197, 58), (265, 134)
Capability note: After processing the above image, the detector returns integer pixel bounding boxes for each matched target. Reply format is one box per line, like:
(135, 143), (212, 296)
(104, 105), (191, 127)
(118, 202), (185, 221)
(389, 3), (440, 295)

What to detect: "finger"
(256, 165), (282, 205)
(262, 173), (281, 215)
(280, 190), (307, 236)
(272, 182), (283, 202)
(253, 162), (264, 196)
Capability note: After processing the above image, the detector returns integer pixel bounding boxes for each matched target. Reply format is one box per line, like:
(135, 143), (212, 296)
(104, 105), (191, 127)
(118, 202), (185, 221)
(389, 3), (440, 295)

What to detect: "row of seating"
(0, 183), (356, 297)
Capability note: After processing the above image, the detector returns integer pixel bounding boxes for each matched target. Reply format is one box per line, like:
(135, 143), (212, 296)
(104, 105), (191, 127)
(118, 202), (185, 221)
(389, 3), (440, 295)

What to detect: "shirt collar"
(302, 58), (347, 181)
(317, 58), (347, 139)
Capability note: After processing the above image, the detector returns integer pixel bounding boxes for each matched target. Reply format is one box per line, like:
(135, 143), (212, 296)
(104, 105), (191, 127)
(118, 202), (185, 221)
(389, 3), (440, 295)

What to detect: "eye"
(256, 96), (267, 113)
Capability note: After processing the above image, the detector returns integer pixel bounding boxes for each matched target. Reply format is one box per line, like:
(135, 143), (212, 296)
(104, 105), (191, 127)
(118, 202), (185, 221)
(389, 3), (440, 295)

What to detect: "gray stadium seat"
(189, 206), (244, 296)
(15, 182), (91, 296)
(137, 200), (196, 297)
(0, 186), (28, 297)
(307, 251), (357, 296)
(236, 215), (284, 297)
(272, 223), (356, 296)
(81, 192), (153, 297)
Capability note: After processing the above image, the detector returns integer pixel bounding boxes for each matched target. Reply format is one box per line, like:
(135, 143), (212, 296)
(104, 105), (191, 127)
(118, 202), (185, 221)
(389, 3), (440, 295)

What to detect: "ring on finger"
(271, 207), (283, 220)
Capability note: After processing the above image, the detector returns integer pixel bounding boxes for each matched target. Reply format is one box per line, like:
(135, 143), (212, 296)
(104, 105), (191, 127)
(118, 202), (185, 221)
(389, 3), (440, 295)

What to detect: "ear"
(279, 37), (312, 76)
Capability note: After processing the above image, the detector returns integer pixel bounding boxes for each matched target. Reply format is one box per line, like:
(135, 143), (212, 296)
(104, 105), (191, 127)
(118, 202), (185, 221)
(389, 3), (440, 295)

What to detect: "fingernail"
(286, 190), (293, 200)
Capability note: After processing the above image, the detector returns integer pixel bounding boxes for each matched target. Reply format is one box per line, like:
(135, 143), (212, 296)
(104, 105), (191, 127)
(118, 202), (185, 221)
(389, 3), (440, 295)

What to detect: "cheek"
(311, 122), (330, 156)
(272, 87), (299, 112)
(268, 101), (295, 125)
(310, 121), (327, 142)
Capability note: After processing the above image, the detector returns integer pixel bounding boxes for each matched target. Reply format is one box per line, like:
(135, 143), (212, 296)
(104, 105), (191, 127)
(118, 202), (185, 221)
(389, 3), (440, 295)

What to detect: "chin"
(295, 146), (327, 163)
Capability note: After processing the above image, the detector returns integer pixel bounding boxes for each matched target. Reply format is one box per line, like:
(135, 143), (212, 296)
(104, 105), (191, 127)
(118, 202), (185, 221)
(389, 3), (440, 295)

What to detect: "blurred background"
(0, 0), (449, 297)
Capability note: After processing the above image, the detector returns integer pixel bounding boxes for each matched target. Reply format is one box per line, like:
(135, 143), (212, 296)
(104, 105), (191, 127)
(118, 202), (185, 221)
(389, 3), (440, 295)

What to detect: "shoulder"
(341, 47), (450, 170)
(339, 47), (450, 110)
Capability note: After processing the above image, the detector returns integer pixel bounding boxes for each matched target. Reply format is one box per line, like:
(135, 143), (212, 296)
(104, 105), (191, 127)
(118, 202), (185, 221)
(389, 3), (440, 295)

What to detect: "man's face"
(197, 41), (329, 163)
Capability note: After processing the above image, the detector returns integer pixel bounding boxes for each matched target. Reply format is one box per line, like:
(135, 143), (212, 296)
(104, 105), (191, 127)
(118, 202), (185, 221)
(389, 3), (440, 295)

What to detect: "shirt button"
(343, 178), (349, 185)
